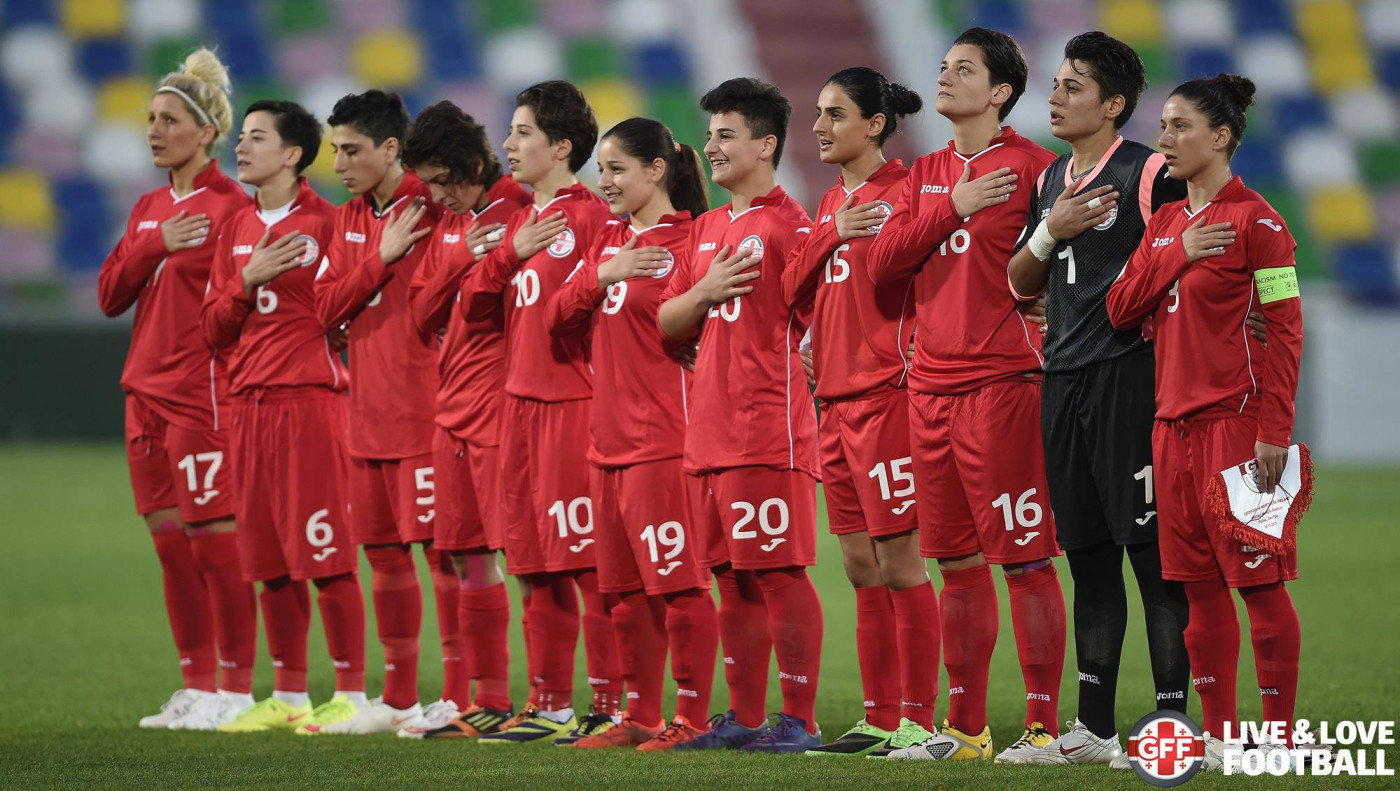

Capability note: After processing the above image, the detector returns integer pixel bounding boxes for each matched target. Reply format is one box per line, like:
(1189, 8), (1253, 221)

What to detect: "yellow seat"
(1307, 185), (1376, 242)
(1297, 0), (1374, 93)
(98, 77), (153, 128)
(351, 31), (423, 88)
(0, 169), (55, 233)
(1099, 0), (1163, 45)
(62, 0), (126, 38)
(579, 79), (643, 131)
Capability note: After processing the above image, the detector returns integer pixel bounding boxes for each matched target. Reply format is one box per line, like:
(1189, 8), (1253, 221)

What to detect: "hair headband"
(155, 86), (213, 127)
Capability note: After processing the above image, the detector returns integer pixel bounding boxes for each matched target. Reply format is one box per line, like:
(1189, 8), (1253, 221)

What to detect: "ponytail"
(602, 117), (710, 218)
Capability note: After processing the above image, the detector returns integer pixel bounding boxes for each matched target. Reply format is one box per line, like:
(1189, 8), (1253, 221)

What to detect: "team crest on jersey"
(292, 234), (320, 266)
(547, 228), (576, 257)
(651, 250), (675, 278)
(738, 234), (765, 261)
(1094, 206), (1118, 231)
(869, 201), (894, 234)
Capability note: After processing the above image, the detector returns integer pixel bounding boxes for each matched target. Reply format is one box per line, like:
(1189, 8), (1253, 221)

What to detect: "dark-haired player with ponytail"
(400, 101), (531, 738)
(313, 89), (445, 733)
(546, 118), (720, 751)
(1109, 73), (1305, 767)
(781, 67), (937, 759)
(1004, 31), (1191, 766)
(201, 99), (363, 733)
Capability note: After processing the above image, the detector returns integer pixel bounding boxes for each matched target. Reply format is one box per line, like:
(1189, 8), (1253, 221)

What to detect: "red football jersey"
(867, 127), (1056, 395)
(201, 178), (348, 394)
(547, 212), (694, 468)
(660, 186), (819, 476)
(314, 172), (445, 459)
(98, 161), (250, 428)
(1106, 176), (1304, 446)
(459, 182), (613, 402)
(783, 159), (915, 401)
(408, 177), (532, 446)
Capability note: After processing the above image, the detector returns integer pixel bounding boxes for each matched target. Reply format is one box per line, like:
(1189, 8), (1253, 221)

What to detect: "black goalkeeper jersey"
(1025, 137), (1186, 373)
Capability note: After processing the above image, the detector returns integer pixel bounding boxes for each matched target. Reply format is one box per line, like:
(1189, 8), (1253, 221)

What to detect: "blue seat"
(1233, 0), (1293, 36)
(1333, 244), (1399, 305)
(1271, 93), (1328, 135)
(78, 38), (132, 82)
(1378, 48), (1400, 93)
(635, 42), (689, 86)
(1229, 138), (1283, 187)
(1178, 47), (1236, 81)
(55, 176), (109, 271)
(2, 0), (55, 26)
(413, 0), (480, 79)
(970, 0), (1024, 39)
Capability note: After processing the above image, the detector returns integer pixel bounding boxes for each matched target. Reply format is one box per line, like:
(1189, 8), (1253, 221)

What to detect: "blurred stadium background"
(0, 0), (1397, 459)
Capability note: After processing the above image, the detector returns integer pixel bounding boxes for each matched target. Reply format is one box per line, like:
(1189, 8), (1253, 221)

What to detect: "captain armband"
(1254, 266), (1300, 304)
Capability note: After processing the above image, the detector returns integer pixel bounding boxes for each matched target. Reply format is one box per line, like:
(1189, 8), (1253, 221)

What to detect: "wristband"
(1028, 221), (1057, 262)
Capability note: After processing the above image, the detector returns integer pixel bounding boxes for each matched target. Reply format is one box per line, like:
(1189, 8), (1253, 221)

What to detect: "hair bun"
(1214, 73), (1256, 110)
(885, 82), (924, 116)
(179, 48), (231, 96)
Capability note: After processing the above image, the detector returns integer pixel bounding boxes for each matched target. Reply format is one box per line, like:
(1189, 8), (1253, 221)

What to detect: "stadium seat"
(81, 124), (154, 184)
(544, 0), (606, 37)
(415, 0), (480, 80)
(1229, 139), (1285, 190)
(1259, 189), (1325, 279)
(580, 78), (644, 129)
(608, 0), (681, 44)
(275, 33), (349, 88)
(647, 85), (706, 150)
(1178, 47), (1236, 81)
(0, 228), (56, 282)
(483, 0), (538, 32)
(1378, 48), (1400, 93)
(14, 125), (81, 177)
(55, 175), (108, 270)
(145, 37), (202, 78)
(1297, 0), (1374, 93)
(1284, 131), (1360, 188)
(1333, 243), (1398, 303)
(78, 38), (133, 83)
(1237, 34), (1311, 97)
(1364, 0), (1400, 46)
(351, 30), (424, 88)
(567, 37), (622, 82)
(483, 28), (563, 93)
(1, 27), (74, 93)
(1330, 87), (1400, 141)
(1272, 93), (1330, 136)
(1360, 139), (1400, 185)
(25, 76), (96, 138)
(969, 0), (1026, 39)
(0, 168), (56, 232)
(274, 0), (331, 33)
(634, 41), (690, 86)
(61, 0), (126, 39)
(1163, 0), (1235, 47)
(128, 0), (201, 43)
(338, 0), (407, 32)
(1100, 0), (1164, 45)
(1232, 0), (1294, 37)
(2, 0), (56, 28)
(1307, 184), (1378, 242)
(98, 77), (152, 129)
(1372, 187), (1400, 239)
(436, 82), (504, 141)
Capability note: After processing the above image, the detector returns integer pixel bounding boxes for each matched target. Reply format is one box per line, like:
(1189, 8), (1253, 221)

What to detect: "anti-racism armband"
(1254, 266), (1300, 304)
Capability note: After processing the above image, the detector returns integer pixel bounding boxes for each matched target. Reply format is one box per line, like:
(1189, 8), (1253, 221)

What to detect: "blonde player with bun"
(99, 48), (258, 731)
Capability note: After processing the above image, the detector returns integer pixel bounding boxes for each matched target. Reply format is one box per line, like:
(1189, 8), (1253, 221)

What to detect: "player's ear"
(1105, 94), (1125, 124)
(759, 134), (778, 162)
(649, 157), (667, 185)
(1212, 125), (1231, 154)
(990, 82), (1012, 113)
(282, 144), (302, 171)
(382, 136), (400, 164)
(866, 113), (887, 144)
(555, 136), (573, 165)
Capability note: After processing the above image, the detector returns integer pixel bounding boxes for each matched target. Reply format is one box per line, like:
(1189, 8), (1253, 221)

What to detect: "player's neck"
(1068, 128), (1119, 176)
(170, 155), (211, 197)
(531, 168), (577, 208)
(725, 169), (777, 214)
(630, 193), (675, 228)
(1186, 163), (1233, 212)
(369, 165), (405, 212)
(474, 180), (497, 212)
(950, 113), (1003, 157)
(255, 171), (299, 211)
(840, 148), (887, 190)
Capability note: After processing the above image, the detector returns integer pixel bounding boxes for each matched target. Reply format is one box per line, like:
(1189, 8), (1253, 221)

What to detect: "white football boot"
(1026, 719), (1124, 765)
(396, 699), (460, 739)
(139, 689), (204, 729)
(169, 691), (254, 731)
(316, 697), (422, 735)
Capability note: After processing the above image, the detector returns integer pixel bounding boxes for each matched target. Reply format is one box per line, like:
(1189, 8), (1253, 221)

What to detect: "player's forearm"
(867, 205), (957, 284)
(408, 262), (462, 335)
(96, 242), (166, 317)
(200, 277), (252, 350)
(1256, 298), (1304, 447)
(658, 290), (707, 340)
(1106, 245), (1190, 329)
(314, 255), (390, 328)
(781, 225), (840, 308)
(1007, 245), (1050, 301)
(546, 277), (602, 338)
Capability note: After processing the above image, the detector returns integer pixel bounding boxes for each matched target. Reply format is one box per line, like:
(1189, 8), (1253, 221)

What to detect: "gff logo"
(1126, 710), (1206, 786)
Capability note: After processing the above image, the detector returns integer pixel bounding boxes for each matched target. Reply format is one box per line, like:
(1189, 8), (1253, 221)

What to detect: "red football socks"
(1242, 582), (1301, 741)
(854, 585), (902, 731)
(314, 572), (367, 692)
(714, 568), (771, 728)
(528, 574), (579, 712)
(756, 567), (823, 733)
(259, 577), (310, 692)
(1184, 578), (1241, 737)
(662, 587), (718, 723)
(426, 548), (466, 707)
(890, 581), (940, 730)
(612, 589), (667, 726)
(365, 545), (422, 709)
(150, 526), (217, 692)
(576, 570), (623, 716)
(1006, 563), (1067, 734)
(940, 564), (998, 734)
(460, 582), (512, 711)
(187, 529), (257, 694)
(520, 583), (537, 704)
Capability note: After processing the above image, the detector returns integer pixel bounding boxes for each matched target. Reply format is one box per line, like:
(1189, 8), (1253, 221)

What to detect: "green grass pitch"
(1, 444), (1397, 789)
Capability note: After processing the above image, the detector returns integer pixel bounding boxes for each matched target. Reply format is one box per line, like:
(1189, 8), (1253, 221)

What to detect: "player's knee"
(937, 553), (986, 573)
(143, 508), (184, 534)
(840, 547), (882, 588)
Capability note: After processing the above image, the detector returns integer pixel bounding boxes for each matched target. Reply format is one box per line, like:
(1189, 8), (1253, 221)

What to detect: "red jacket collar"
(839, 159), (905, 190)
(945, 125), (1019, 155)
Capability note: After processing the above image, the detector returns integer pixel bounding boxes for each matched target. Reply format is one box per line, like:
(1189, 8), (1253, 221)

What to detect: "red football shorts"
(227, 387), (357, 581)
(347, 452), (436, 545)
(434, 426), (503, 553)
(124, 393), (234, 523)
(1154, 413), (1299, 587)
(821, 387), (919, 537)
(688, 466), (817, 571)
(593, 459), (709, 595)
(500, 396), (597, 575)
(908, 380), (1058, 565)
